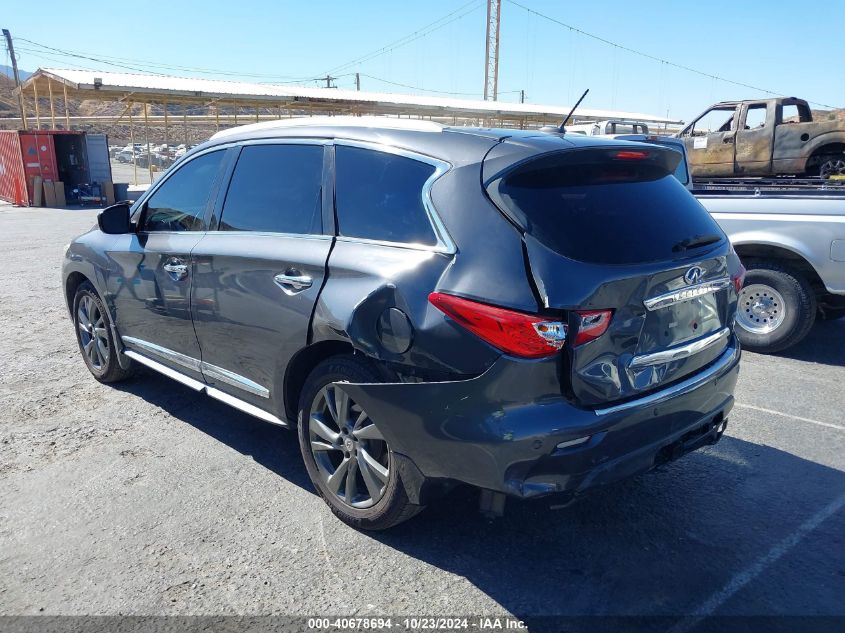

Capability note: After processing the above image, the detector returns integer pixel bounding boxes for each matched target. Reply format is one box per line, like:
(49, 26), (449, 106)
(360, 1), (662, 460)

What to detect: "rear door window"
(334, 146), (438, 246)
(143, 150), (226, 232)
(488, 148), (724, 264)
(219, 144), (324, 234)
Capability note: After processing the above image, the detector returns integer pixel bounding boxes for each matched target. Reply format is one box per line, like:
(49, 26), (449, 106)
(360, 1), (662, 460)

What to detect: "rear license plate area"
(650, 294), (722, 347)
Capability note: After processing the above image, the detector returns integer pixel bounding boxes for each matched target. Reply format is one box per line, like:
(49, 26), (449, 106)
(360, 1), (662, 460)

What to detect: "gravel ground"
(0, 204), (843, 623)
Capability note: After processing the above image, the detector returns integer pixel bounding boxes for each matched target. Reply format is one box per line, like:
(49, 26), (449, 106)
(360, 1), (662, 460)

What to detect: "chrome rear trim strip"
(594, 343), (739, 416)
(629, 328), (730, 369)
(207, 387), (287, 427)
(202, 362), (270, 398)
(644, 278), (732, 311)
(124, 350), (205, 391)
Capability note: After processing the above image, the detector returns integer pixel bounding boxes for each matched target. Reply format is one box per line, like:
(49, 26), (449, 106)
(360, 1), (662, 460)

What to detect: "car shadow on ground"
(774, 317), (845, 366)
(372, 437), (845, 625)
(116, 371), (845, 625)
(112, 371), (314, 493)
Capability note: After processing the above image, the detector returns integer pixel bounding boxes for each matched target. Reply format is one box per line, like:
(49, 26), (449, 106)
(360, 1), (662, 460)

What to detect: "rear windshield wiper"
(672, 234), (722, 252)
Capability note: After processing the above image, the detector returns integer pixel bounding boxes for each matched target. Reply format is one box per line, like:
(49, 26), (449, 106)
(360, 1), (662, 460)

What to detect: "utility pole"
(520, 90), (524, 104)
(319, 75), (336, 89)
(355, 72), (360, 91)
(483, 0), (501, 101)
(2, 29), (28, 130)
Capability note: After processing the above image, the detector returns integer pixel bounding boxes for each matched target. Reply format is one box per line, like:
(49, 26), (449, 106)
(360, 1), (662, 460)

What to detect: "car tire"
(72, 281), (135, 383)
(297, 354), (423, 531)
(735, 261), (816, 353)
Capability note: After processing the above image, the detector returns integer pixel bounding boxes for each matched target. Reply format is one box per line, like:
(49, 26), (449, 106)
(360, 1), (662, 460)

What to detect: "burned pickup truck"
(678, 97), (845, 179)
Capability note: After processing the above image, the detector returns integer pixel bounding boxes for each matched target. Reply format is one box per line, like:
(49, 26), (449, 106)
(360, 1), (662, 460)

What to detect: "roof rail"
(211, 115), (444, 140)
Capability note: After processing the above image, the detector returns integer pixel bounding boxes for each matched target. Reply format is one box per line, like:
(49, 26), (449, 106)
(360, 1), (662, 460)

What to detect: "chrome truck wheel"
(733, 262), (816, 354)
(737, 284), (786, 334)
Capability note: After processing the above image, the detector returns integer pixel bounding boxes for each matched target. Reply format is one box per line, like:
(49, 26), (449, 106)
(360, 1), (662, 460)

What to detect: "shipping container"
(0, 130), (112, 206)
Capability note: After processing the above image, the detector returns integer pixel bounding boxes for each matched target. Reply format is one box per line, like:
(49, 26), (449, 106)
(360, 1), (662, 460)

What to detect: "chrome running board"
(122, 349), (289, 428)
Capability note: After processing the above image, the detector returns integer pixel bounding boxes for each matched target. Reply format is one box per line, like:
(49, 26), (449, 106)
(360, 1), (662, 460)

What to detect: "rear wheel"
(72, 281), (135, 383)
(818, 156), (845, 179)
(297, 355), (423, 530)
(735, 261), (816, 353)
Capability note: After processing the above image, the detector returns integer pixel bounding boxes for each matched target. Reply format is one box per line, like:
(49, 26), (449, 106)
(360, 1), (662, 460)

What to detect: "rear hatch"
(485, 142), (739, 406)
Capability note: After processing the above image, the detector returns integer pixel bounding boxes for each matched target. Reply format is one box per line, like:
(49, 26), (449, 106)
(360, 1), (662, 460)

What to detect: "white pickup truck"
(694, 184), (845, 353)
(613, 134), (845, 353)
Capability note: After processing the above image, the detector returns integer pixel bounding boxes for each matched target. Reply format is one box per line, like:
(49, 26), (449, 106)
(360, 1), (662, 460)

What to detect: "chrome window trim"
(333, 139), (456, 255)
(206, 231), (332, 241)
(594, 343), (739, 416)
(643, 277), (732, 311)
(629, 327), (730, 369)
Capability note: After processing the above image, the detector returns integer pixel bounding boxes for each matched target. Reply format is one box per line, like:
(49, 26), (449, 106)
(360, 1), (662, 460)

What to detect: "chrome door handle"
(274, 272), (312, 295)
(163, 259), (189, 281)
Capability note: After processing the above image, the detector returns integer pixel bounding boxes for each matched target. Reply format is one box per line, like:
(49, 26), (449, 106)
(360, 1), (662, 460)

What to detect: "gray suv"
(63, 117), (743, 530)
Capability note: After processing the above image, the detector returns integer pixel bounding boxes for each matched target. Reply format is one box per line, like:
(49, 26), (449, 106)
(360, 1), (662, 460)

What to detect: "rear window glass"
(490, 149), (723, 264)
(335, 146), (438, 246)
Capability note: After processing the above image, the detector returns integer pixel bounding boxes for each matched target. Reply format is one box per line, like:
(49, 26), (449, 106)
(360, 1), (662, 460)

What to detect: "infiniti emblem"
(684, 266), (704, 285)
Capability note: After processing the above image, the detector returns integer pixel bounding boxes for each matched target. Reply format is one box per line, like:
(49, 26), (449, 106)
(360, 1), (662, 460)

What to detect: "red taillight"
(573, 310), (613, 346)
(428, 292), (567, 359)
(731, 264), (747, 293)
(614, 150), (649, 160)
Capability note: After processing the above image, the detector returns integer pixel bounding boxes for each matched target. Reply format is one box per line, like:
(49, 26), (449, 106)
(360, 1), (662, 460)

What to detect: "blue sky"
(4, 0), (842, 122)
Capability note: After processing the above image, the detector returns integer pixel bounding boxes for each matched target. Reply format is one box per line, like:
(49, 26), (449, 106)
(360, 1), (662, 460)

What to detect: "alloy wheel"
(77, 295), (110, 370)
(737, 283), (786, 334)
(308, 384), (389, 509)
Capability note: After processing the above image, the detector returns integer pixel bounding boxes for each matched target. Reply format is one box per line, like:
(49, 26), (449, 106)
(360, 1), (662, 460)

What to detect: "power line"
(360, 73), (522, 98)
(506, 0), (840, 110)
(14, 37), (322, 83)
(324, 0), (484, 75)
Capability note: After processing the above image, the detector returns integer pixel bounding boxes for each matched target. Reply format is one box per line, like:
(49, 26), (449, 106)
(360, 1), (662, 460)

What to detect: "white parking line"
(734, 403), (845, 432)
(667, 492), (845, 633)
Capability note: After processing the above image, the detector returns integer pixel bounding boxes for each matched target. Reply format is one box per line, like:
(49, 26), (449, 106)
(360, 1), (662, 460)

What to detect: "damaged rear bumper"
(338, 342), (740, 503)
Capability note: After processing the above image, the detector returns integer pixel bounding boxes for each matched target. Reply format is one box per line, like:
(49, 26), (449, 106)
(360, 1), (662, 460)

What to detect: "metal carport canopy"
(18, 68), (682, 125)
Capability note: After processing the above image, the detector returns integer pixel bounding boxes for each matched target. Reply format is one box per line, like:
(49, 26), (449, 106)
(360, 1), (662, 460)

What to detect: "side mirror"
(97, 202), (133, 234)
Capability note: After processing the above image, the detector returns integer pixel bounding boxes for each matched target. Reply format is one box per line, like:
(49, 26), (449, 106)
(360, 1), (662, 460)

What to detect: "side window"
(688, 107), (737, 136)
(781, 104), (800, 124)
(780, 103), (811, 124)
(219, 144), (324, 234)
(335, 146), (438, 246)
(743, 105), (768, 130)
(143, 150), (225, 232)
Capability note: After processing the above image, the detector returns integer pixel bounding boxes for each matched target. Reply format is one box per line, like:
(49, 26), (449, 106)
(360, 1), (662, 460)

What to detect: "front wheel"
(734, 261), (816, 354)
(72, 281), (135, 383)
(297, 355), (423, 530)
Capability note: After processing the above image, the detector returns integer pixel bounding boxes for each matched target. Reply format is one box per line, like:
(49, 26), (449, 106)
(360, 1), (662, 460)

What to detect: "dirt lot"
(0, 205), (843, 625)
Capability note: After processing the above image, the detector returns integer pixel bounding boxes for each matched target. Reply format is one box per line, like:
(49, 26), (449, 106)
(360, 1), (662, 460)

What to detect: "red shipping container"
(0, 131), (29, 206)
(0, 130), (85, 206)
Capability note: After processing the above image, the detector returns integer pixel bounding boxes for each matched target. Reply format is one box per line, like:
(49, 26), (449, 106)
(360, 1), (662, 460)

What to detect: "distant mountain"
(0, 64), (32, 81)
